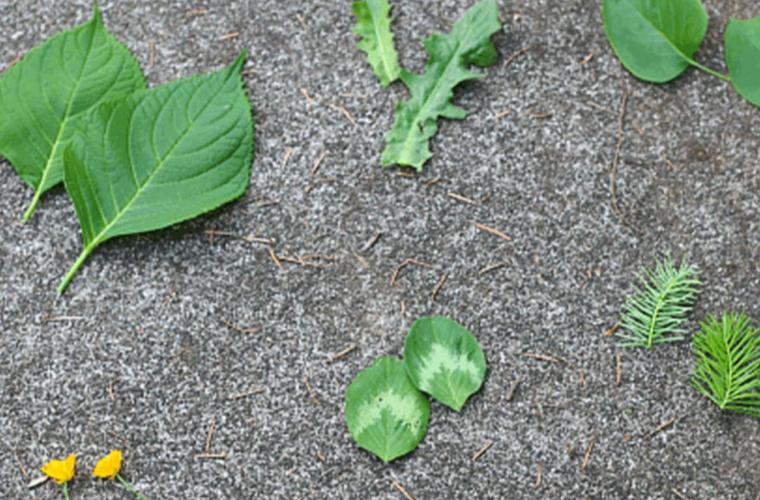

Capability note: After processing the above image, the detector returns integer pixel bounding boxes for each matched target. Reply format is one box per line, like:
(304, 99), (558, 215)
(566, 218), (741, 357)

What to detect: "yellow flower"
(93, 449), (122, 480)
(41, 454), (76, 485)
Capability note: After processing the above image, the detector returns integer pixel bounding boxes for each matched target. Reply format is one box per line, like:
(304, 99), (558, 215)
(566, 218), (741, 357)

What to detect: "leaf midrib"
(720, 323), (735, 409)
(646, 271), (680, 347)
(35, 20), (99, 194)
(397, 26), (474, 164)
(623, 0), (696, 66)
(83, 72), (233, 251)
(370, 1), (396, 82)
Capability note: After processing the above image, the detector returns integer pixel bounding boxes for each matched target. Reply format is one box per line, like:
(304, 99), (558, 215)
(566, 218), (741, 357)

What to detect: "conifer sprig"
(617, 256), (701, 348)
(693, 313), (760, 418)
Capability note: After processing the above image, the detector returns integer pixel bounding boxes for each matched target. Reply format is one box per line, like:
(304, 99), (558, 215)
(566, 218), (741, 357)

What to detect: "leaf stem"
(22, 188), (44, 222)
(58, 246), (94, 295)
(687, 58), (731, 82)
(63, 482), (70, 500)
(117, 474), (147, 499)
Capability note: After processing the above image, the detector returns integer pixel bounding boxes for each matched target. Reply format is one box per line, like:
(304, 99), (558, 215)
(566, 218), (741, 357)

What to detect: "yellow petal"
(41, 454), (76, 485)
(93, 449), (122, 480)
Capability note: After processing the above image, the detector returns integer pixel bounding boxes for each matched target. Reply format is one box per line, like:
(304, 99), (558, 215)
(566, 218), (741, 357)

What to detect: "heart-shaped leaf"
(59, 52), (254, 293)
(725, 17), (760, 107)
(602, 0), (708, 83)
(404, 316), (486, 411)
(345, 357), (430, 463)
(0, 4), (145, 221)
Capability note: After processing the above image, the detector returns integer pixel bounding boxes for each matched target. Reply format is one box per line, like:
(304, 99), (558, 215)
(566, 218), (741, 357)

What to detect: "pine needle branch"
(692, 313), (760, 418)
(617, 256), (701, 348)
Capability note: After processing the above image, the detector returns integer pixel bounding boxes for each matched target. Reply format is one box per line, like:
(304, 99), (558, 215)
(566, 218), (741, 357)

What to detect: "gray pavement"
(1, 0), (760, 498)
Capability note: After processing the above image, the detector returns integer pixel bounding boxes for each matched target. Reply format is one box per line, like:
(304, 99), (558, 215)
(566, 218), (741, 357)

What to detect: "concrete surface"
(2, 0), (760, 498)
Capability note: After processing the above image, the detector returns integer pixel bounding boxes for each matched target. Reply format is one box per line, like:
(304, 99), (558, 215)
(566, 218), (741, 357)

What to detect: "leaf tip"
(232, 50), (248, 73)
(91, 0), (102, 23)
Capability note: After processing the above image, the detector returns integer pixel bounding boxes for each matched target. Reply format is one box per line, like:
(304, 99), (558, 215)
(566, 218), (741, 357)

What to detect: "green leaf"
(601, 0), (709, 83)
(725, 17), (760, 107)
(344, 357), (430, 463)
(59, 52), (253, 294)
(403, 316), (486, 411)
(692, 313), (760, 418)
(382, 0), (501, 171)
(617, 255), (701, 348)
(352, 0), (401, 87)
(0, 4), (145, 221)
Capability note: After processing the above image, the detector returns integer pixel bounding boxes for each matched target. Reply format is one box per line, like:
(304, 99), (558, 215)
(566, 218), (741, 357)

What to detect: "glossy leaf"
(0, 4), (145, 221)
(352, 0), (401, 87)
(725, 17), (760, 107)
(382, 0), (501, 171)
(404, 316), (486, 411)
(602, 0), (708, 83)
(345, 357), (430, 463)
(60, 52), (254, 293)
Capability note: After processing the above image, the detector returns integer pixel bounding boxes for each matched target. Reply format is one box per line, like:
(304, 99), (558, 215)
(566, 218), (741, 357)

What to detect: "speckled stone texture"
(1, 0), (760, 498)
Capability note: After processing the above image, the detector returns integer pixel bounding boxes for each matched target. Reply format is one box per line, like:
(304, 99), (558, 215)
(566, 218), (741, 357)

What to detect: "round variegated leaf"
(404, 316), (486, 411)
(344, 357), (429, 463)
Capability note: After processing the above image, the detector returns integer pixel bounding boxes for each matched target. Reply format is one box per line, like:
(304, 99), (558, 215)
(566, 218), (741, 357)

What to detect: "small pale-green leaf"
(404, 316), (486, 412)
(345, 357), (430, 463)
(59, 52), (254, 293)
(352, 0), (401, 87)
(382, 0), (501, 171)
(0, 4), (145, 221)
(602, 0), (708, 83)
(725, 17), (760, 107)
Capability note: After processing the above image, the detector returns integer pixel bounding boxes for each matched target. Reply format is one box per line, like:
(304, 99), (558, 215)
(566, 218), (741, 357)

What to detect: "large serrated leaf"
(602, 0), (708, 83)
(725, 17), (760, 107)
(345, 357), (430, 463)
(0, 4), (145, 221)
(404, 316), (486, 412)
(59, 52), (254, 294)
(352, 0), (401, 87)
(382, 0), (501, 171)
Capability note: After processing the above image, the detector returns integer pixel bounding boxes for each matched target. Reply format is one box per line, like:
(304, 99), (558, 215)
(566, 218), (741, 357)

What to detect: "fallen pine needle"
(506, 379), (522, 402)
(649, 417), (677, 438)
(228, 388), (265, 400)
(390, 259), (433, 286)
(311, 151), (327, 175)
(268, 246), (283, 269)
(447, 192), (478, 205)
(474, 223), (512, 241)
(304, 377), (320, 405)
(431, 273), (448, 301)
(223, 319), (261, 335)
(503, 47), (530, 68)
(391, 480), (415, 500)
(671, 488), (690, 500)
(604, 322), (621, 337)
(204, 417), (216, 453)
(581, 437), (595, 471)
(194, 453), (227, 460)
(330, 344), (357, 363)
(472, 440), (494, 461)
(27, 476), (48, 490)
(362, 233), (382, 252)
(300, 87), (314, 105)
(479, 262), (508, 275)
(523, 352), (563, 364)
